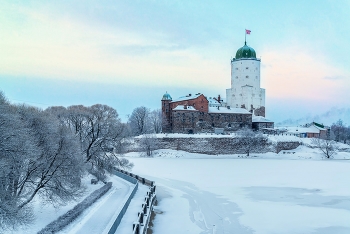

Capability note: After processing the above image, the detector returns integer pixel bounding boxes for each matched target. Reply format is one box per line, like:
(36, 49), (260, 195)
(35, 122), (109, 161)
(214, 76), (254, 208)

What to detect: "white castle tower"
(226, 41), (266, 116)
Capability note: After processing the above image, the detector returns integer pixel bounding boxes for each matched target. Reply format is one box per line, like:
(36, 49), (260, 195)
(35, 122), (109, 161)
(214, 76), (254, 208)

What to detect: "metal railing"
(111, 168), (157, 234)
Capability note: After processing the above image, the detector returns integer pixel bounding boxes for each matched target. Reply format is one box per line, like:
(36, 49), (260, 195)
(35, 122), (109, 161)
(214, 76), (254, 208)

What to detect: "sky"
(1, 0), (350, 122)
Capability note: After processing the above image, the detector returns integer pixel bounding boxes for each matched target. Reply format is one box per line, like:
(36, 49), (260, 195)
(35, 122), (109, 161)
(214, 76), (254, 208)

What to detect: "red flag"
(245, 29), (251, 34)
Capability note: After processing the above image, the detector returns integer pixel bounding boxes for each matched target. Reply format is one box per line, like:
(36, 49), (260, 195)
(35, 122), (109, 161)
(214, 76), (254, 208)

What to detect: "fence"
(107, 168), (156, 234)
(106, 170), (139, 234)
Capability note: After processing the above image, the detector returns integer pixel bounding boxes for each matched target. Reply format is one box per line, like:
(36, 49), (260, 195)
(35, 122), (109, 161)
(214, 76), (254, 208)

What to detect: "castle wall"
(171, 110), (252, 133)
(126, 137), (301, 155)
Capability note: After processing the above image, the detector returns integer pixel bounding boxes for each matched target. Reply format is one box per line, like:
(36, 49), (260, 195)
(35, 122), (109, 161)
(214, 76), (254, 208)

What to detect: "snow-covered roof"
(171, 93), (203, 102)
(311, 124), (326, 131)
(173, 105), (198, 111)
(252, 116), (274, 123)
(208, 106), (251, 114)
(208, 97), (226, 105)
(276, 126), (319, 134)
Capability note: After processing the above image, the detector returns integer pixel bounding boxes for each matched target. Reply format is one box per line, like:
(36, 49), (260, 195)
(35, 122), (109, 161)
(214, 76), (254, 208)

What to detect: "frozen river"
(128, 156), (350, 234)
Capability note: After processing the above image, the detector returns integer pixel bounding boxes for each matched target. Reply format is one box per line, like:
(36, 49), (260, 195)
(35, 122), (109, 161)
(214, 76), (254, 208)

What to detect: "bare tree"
(149, 109), (162, 133)
(128, 106), (150, 136)
(139, 134), (158, 157)
(331, 119), (347, 143)
(311, 136), (338, 159)
(48, 104), (134, 181)
(0, 99), (36, 229)
(236, 128), (267, 156)
(0, 99), (85, 230)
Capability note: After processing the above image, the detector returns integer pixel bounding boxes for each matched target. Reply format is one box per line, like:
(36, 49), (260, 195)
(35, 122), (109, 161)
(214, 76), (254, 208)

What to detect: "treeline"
(0, 91), (133, 230)
(330, 119), (350, 143)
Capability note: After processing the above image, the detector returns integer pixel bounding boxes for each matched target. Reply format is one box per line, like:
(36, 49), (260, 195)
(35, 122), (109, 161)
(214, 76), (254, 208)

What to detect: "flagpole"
(245, 29), (246, 45)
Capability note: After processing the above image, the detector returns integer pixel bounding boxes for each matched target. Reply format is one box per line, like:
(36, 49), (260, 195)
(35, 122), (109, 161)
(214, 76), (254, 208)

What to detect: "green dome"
(235, 42), (256, 59)
(162, 92), (172, 101)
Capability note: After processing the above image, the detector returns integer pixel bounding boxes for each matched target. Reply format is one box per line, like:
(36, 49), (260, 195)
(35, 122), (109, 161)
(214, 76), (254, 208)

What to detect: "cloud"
(260, 44), (350, 104)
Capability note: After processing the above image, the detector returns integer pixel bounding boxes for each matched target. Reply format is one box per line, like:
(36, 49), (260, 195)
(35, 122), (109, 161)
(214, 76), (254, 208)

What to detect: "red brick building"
(162, 92), (252, 133)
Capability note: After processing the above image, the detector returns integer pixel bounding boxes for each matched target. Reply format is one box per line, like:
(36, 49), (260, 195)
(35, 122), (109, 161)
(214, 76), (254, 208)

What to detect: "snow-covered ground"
(4, 174), (105, 234)
(114, 183), (150, 234)
(126, 147), (350, 234)
(57, 175), (134, 234)
(3, 174), (137, 234)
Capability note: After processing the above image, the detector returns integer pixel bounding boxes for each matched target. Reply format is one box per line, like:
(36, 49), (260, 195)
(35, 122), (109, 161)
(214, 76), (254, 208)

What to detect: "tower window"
(236, 76), (238, 79)
(235, 68), (238, 70)
(246, 76), (249, 78)
(246, 67), (249, 69)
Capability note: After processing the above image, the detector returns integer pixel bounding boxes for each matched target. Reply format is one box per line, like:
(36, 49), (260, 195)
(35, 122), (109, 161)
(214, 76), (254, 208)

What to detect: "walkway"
(58, 175), (135, 234)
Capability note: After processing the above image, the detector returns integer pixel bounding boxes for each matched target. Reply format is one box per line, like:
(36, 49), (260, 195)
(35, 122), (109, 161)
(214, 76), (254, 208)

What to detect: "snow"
(208, 106), (250, 114)
(3, 174), (105, 234)
(57, 175), (134, 234)
(252, 115), (274, 122)
(173, 105), (198, 111)
(135, 133), (238, 138)
(3, 174), (137, 234)
(171, 93), (202, 102)
(126, 147), (350, 234)
(114, 183), (150, 233)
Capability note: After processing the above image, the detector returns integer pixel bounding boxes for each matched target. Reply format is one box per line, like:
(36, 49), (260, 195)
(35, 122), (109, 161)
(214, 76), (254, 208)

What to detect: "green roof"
(235, 42), (256, 59)
(162, 92), (172, 101)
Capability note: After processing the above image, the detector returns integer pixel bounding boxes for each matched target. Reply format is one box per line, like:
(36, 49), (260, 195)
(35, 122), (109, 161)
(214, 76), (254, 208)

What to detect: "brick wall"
(171, 111), (252, 133)
(169, 94), (209, 113)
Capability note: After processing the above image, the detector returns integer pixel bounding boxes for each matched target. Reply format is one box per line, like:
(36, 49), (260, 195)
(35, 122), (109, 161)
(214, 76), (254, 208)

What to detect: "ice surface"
(127, 151), (350, 234)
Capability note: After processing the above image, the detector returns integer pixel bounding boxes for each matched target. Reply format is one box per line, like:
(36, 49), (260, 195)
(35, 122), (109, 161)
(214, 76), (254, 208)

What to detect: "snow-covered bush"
(38, 182), (112, 234)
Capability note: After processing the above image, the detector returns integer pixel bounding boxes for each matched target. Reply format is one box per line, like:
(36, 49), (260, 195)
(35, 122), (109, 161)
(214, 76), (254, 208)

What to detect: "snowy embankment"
(57, 175), (134, 234)
(38, 182), (112, 234)
(3, 174), (134, 234)
(3, 175), (105, 234)
(127, 151), (350, 234)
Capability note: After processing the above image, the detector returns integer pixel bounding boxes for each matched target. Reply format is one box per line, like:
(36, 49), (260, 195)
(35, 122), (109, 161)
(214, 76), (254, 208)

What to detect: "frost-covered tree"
(149, 109), (162, 133)
(47, 104), (134, 181)
(128, 106), (151, 136)
(0, 95), (85, 230)
(311, 136), (338, 159)
(139, 134), (158, 157)
(236, 128), (268, 156)
(331, 119), (347, 143)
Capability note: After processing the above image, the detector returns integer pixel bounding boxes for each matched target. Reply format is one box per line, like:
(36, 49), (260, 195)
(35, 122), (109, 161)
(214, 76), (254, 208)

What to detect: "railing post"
(142, 203), (147, 214)
(138, 212), (144, 225)
(145, 196), (149, 207)
(133, 222), (140, 234)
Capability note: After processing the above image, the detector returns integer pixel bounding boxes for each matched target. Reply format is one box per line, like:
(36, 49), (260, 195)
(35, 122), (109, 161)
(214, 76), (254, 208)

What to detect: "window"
(236, 76), (238, 79)
(228, 123), (231, 127)
(246, 76), (249, 78)
(246, 67), (249, 69)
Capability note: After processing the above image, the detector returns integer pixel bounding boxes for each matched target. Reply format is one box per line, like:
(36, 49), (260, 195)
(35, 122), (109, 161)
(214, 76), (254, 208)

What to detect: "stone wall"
(171, 112), (252, 134)
(127, 137), (300, 155)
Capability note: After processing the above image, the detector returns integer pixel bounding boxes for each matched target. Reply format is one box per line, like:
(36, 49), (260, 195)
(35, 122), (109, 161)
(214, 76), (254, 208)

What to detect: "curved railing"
(110, 168), (157, 234)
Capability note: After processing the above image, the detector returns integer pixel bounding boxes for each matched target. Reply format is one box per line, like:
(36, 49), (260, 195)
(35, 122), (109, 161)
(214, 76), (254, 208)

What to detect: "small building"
(252, 116), (274, 131)
(277, 122), (328, 138)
